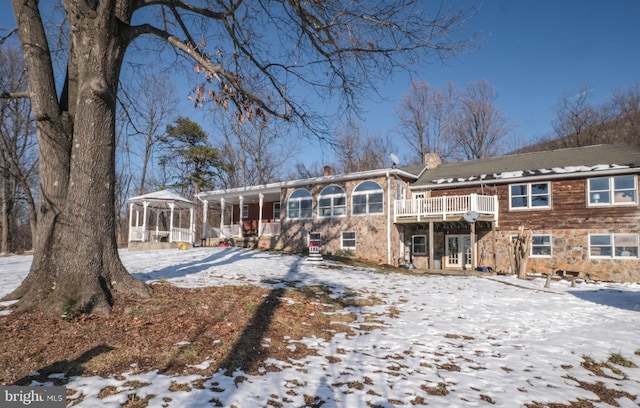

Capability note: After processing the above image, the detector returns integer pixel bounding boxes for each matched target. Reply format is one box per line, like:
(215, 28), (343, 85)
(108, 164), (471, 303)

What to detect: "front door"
(446, 235), (471, 268)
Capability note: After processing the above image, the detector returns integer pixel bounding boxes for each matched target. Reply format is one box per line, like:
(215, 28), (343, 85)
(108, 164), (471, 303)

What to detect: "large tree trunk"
(5, 0), (151, 316)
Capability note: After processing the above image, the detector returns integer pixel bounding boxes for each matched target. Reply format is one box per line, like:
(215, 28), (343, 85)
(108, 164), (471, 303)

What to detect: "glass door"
(446, 235), (471, 268)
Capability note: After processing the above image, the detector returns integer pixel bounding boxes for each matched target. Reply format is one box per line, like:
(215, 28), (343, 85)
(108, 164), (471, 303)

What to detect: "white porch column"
(189, 206), (195, 244)
(239, 195), (244, 238)
(201, 199), (208, 240)
(258, 193), (264, 236)
(169, 203), (175, 242)
(128, 202), (134, 242)
(220, 197), (225, 237)
(142, 201), (149, 242)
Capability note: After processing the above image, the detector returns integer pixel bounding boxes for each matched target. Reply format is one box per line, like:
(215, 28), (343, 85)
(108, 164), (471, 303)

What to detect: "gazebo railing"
(171, 227), (194, 243)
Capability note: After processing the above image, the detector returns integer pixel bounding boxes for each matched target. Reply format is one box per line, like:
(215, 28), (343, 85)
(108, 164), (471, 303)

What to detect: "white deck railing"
(394, 193), (498, 222)
(260, 222), (281, 237)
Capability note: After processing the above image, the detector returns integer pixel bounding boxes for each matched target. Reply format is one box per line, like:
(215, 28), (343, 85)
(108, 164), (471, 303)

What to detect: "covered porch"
(198, 185), (282, 241)
(127, 190), (196, 250)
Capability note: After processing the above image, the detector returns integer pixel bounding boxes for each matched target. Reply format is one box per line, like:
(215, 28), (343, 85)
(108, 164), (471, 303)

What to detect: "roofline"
(197, 167), (418, 201)
(412, 166), (640, 190)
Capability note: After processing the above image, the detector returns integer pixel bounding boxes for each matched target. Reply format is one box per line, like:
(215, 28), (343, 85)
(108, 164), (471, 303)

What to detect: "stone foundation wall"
(488, 229), (640, 282)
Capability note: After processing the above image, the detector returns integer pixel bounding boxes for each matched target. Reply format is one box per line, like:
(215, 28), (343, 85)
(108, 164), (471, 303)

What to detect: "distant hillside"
(513, 110), (640, 154)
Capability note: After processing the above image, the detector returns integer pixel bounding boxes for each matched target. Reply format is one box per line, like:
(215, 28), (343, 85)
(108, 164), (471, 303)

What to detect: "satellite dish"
(463, 210), (479, 223)
(390, 153), (400, 167)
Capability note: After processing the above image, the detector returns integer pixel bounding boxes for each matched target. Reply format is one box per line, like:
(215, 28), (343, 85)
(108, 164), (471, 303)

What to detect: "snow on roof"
(128, 190), (194, 208)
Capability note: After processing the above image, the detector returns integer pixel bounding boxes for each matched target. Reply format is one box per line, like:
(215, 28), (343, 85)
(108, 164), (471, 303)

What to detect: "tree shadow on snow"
(568, 288), (640, 312)
(14, 345), (114, 386)
(130, 247), (266, 281)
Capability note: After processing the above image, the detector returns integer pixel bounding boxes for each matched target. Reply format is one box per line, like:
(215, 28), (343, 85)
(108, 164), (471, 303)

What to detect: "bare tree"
(552, 86), (607, 147)
(396, 81), (457, 164)
(214, 112), (295, 189)
(335, 121), (394, 173)
(451, 80), (512, 160)
(5, 0), (473, 316)
(120, 74), (178, 195)
(0, 45), (38, 254)
(606, 83), (640, 148)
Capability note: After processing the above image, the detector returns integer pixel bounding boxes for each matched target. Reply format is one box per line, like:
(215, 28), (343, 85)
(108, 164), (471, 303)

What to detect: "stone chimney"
(423, 153), (441, 169)
(323, 165), (332, 176)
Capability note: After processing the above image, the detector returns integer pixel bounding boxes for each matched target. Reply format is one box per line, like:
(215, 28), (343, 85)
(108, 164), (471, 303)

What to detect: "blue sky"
(2, 1), (639, 172)
(353, 0), (640, 164)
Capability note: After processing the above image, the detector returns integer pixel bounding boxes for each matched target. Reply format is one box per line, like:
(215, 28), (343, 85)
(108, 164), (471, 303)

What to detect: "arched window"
(352, 181), (383, 215)
(318, 185), (346, 217)
(287, 189), (312, 219)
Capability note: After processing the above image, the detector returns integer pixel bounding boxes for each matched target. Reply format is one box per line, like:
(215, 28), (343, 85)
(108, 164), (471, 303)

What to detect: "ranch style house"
(196, 144), (640, 282)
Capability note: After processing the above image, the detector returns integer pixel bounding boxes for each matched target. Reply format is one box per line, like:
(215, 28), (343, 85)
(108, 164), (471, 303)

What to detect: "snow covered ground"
(1, 247), (640, 407)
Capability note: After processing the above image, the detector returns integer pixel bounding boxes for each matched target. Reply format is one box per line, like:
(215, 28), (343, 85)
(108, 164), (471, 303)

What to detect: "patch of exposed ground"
(0, 282), (358, 385)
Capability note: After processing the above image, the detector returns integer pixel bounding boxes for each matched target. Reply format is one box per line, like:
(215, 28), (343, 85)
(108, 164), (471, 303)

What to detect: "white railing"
(171, 227), (194, 243)
(129, 226), (148, 242)
(394, 193), (498, 222)
(260, 222), (281, 237)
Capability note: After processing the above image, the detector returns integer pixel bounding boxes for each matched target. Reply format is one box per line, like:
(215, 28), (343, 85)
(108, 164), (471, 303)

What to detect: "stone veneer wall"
(488, 229), (640, 282)
(279, 175), (409, 265)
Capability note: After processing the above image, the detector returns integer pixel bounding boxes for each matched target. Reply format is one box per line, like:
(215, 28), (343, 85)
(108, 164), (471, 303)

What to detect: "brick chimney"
(323, 165), (332, 176)
(423, 153), (441, 169)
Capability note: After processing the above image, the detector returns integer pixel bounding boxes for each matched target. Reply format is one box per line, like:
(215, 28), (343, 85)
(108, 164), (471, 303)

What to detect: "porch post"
(189, 206), (195, 244)
(128, 202), (134, 242)
(142, 201), (149, 242)
(169, 202), (175, 242)
(429, 221), (435, 269)
(258, 193), (264, 236)
(239, 195), (244, 238)
(220, 197), (225, 237)
(202, 199), (208, 240)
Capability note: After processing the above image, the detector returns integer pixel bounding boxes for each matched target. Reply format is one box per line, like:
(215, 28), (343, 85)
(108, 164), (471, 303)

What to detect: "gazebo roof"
(128, 190), (195, 210)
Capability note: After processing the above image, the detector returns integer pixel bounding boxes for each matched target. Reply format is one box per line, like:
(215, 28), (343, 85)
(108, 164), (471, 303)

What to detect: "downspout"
(386, 172), (392, 265)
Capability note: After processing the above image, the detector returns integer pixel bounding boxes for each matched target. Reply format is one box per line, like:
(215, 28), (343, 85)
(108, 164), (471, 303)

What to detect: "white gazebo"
(127, 190), (196, 250)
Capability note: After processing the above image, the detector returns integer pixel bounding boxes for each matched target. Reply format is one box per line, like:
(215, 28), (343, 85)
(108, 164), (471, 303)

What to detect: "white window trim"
(287, 189), (313, 220)
(273, 202), (281, 219)
(341, 231), (356, 250)
(587, 175), (638, 207)
(242, 204), (249, 219)
(352, 181), (384, 216)
(530, 234), (552, 258)
(589, 233), (639, 259)
(509, 182), (551, 210)
(318, 185), (347, 218)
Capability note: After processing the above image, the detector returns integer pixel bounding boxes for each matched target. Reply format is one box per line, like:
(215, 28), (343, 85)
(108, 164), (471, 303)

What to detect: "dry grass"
(0, 283), (360, 385)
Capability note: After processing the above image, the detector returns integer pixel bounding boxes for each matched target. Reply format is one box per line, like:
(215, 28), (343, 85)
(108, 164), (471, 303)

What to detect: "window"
(319, 185), (346, 217)
(412, 235), (427, 255)
(242, 204), (249, 219)
(352, 181), (383, 215)
(287, 189), (312, 219)
(588, 176), (637, 206)
(531, 234), (552, 257)
(509, 182), (550, 209)
(341, 231), (356, 250)
(273, 202), (281, 219)
(589, 234), (639, 258)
